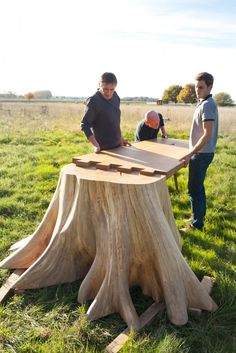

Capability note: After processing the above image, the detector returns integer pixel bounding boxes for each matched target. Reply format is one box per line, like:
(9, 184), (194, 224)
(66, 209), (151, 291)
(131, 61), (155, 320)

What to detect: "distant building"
(0, 92), (17, 99)
(156, 99), (163, 105)
(33, 90), (52, 99)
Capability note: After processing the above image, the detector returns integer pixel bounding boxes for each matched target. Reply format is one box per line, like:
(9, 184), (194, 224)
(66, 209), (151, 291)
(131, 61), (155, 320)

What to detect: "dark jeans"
(188, 153), (214, 230)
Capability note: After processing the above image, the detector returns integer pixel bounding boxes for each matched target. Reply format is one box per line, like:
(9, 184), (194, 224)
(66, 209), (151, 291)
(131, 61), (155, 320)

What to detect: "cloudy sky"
(1, 0), (236, 100)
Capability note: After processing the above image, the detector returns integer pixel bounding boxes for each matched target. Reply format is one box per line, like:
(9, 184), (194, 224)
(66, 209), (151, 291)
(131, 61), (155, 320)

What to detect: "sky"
(1, 0), (236, 100)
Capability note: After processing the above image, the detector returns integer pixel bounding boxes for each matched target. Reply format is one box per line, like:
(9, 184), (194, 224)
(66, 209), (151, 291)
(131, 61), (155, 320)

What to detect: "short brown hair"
(100, 72), (117, 85)
(195, 72), (214, 87)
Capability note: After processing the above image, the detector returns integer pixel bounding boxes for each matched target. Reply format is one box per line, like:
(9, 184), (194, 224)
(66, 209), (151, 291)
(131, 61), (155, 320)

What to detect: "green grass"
(0, 106), (235, 353)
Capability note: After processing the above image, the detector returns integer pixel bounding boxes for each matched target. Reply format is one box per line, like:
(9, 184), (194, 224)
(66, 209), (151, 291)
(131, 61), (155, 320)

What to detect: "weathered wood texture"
(0, 140), (217, 328)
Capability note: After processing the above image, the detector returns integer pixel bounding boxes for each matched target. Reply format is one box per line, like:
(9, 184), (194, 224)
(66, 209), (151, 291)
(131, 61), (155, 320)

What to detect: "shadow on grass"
(16, 282), (157, 351)
(19, 283), (155, 323)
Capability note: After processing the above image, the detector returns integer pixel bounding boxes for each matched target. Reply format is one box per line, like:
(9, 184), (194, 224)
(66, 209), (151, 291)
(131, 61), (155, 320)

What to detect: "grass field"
(0, 102), (235, 353)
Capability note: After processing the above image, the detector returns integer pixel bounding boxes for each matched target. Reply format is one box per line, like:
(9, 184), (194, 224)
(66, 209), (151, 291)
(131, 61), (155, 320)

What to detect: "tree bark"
(0, 162), (217, 329)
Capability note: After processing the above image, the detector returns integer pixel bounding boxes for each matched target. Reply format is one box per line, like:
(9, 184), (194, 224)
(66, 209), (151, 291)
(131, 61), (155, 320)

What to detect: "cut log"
(0, 141), (217, 328)
(0, 163), (217, 328)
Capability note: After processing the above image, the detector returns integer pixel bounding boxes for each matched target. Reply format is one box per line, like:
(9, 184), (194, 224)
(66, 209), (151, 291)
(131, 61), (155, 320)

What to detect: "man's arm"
(88, 135), (101, 153)
(181, 121), (214, 166)
(158, 114), (167, 138)
(160, 126), (168, 138)
(81, 101), (101, 152)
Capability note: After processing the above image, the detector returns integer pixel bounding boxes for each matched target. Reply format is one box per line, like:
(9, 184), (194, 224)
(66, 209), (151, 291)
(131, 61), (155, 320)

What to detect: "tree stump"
(0, 140), (217, 329)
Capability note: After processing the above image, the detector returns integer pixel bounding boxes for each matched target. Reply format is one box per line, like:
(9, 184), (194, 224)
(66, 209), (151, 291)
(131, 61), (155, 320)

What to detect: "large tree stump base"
(105, 275), (215, 353)
(0, 162), (217, 328)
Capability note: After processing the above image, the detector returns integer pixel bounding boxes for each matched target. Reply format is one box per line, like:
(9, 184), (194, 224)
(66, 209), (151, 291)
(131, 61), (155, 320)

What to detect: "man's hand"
(88, 135), (101, 153)
(180, 121), (214, 167)
(94, 145), (101, 153)
(121, 137), (131, 147)
(180, 153), (192, 167)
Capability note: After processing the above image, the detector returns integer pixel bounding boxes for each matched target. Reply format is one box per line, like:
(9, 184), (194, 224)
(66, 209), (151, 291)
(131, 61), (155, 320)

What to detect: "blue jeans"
(188, 153), (214, 230)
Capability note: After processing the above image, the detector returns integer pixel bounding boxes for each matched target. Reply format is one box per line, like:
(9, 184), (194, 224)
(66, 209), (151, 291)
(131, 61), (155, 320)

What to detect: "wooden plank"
(201, 276), (214, 294)
(117, 165), (134, 173)
(72, 157), (80, 164)
(96, 163), (113, 171)
(153, 138), (189, 149)
(105, 146), (183, 177)
(96, 163), (127, 171)
(133, 140), (188, 160)
(105, 330), (130, 353)
(189, 276), (215, 315)
(0, 269), (25, 304)
(165, 160), (185, 179)
(64, 163), (166, 184)
(105, 302), (165, 353)
(139, 302), (165, 327)
(73, 138), (189, 179)
(140, 168), (158, 176)
(75, 160), (98, 168)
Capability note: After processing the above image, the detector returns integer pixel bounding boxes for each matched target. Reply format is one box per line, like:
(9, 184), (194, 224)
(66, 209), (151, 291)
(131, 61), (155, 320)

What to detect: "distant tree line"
(1, 88), (234, 107)
(213, 92), (234, 106)
(0, 91), (17, 99)
(0, 90), (53, 100)
(24, 90), (53, 100)
(121, 97), (157, 102)
(162, 84), (234, 106)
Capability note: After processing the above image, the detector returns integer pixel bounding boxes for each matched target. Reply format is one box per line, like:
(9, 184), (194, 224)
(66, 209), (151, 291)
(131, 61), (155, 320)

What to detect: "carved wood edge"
(72, 157), (166, 177)
(0, 269), (26, 304)
(105, 276), (215, 353)
(72, 156), (185, 179)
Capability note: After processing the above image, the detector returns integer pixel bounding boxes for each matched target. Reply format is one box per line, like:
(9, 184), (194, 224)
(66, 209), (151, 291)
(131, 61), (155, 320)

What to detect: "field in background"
(122, 103), (236, 136)
(0, 101), (236, 138)
(0, 101), (235, 353)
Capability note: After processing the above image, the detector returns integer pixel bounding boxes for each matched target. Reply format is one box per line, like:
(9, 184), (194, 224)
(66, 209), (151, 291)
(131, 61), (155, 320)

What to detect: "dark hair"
(100, 72), (117, 85)
(195, 72), (214, 87)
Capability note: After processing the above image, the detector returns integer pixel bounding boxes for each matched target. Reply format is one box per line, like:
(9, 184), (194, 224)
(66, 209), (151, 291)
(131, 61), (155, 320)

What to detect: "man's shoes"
(180, 223), (199, 232)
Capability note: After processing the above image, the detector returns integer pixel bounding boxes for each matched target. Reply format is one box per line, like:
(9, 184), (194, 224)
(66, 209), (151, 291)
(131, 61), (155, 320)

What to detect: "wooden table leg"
(173, 173), (179, 192)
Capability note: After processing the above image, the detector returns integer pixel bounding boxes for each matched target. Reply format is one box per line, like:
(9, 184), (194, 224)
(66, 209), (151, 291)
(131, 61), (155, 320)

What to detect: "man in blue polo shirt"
(181, 72), (218, 230)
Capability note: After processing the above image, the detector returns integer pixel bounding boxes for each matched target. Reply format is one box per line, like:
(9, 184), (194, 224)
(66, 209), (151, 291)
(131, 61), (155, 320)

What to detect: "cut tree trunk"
(0, 140), (217, 329)
(0, 164), (217, 328)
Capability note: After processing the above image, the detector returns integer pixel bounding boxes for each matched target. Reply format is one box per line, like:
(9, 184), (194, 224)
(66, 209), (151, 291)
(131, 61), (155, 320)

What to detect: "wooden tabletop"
(73, 138), (189, 178)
